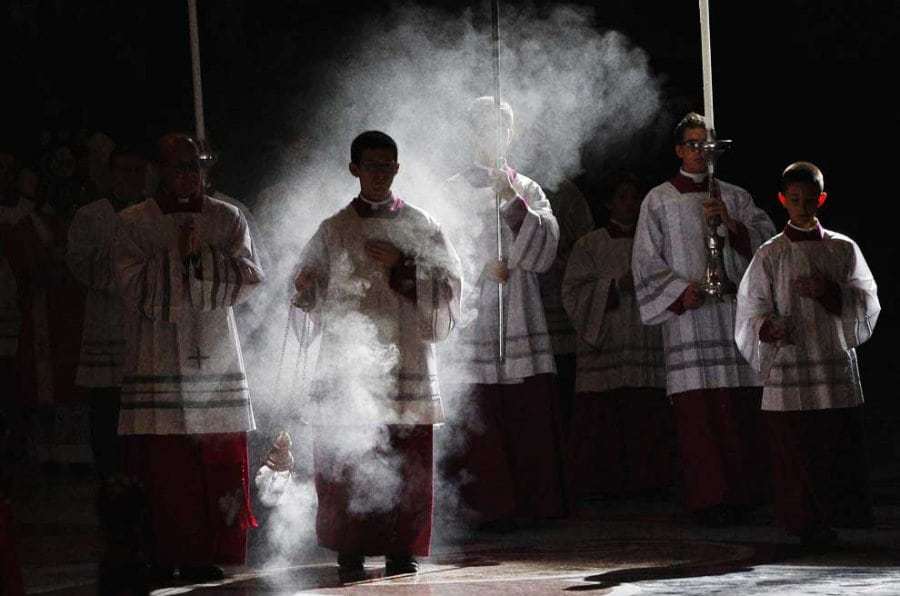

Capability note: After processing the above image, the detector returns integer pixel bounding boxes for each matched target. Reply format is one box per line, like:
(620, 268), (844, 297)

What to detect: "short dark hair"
(674, 112), (707, 145)
(350, 131), (397, 164)
(599, 170), (642, 205)
(781, 161), (824, 193)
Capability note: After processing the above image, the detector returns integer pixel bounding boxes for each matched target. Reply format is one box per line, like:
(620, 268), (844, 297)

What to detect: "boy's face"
(606, 181), (642, 225)
(782, 181), (821, 225)
(350, 147), (398, 201)
(111, 154), (148, 203)
(469, 110), (512, 166)
(675, 126), (707, 174)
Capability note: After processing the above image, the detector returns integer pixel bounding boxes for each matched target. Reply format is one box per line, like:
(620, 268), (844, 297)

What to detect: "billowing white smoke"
(240, 1), (664, 572)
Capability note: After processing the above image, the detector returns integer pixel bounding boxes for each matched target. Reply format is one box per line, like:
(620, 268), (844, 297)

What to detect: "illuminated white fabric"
(632, 178), (774, 394)
(293, 200), (462, 426)
(113, 196), (263, 434)
(563, 228), (664, 393)
(735, 229), (879, 411)
(440, 170), (559, 384)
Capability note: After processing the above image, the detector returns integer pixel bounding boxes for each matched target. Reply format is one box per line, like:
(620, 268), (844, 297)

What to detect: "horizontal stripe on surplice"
(666, 356), (747, 373)
(123, 373), (246, 383)
(120, 397), (250, 410)
(467, 348), (554, 365)
(78, 361), (123, 368)
(460, 331), (551, 346)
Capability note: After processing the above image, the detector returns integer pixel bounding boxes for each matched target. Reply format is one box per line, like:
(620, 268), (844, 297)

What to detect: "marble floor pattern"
(11, 461), (900, 595)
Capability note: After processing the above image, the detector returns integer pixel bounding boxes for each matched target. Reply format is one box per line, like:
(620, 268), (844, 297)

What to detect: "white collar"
(679, 169), (707, 183)
(787, 218), (820, 232)
(358, 193), (393, 207)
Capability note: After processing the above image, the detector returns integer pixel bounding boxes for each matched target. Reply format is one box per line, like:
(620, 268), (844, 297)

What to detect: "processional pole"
(697, 0), (734, 299)
(187, 0), (206, 141)
(187, 0), (213, 162)
(491, 0), (506, 363)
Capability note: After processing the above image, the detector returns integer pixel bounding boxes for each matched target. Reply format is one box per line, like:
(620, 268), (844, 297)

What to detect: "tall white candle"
(699, 0), (715, 133)
(188, 0), (206, 142)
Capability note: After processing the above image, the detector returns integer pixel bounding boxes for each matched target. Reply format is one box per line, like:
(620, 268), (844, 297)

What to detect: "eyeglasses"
(358, 161), (399, 174)
(680, 140), (706, 151)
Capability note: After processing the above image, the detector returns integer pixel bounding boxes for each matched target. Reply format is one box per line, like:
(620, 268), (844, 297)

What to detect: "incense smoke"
(234, 1), (665, 575)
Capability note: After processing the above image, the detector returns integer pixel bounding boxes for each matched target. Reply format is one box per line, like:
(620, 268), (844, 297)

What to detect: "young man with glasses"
(632, 112), (775, 526)
(293, 130), (461, 579)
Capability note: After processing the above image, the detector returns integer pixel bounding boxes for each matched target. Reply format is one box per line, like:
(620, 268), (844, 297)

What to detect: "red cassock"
(567, 388), (675, 501)
(314, 425), (434, 557)
(2, 210), (85, 406)
(671, 387), (770, 512)
(765, 406), (872, 534)
(444, 374), (565, 522)
(123, 433), (256, 566)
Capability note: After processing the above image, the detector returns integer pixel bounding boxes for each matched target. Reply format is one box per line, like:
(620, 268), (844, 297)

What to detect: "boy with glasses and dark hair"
(293, 130), (461, 579)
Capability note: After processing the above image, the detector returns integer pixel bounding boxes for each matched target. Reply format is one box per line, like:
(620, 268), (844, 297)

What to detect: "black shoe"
(178, 564), (226, 581)
(337, 553), (365, 582)
(385, 554), (418, 575)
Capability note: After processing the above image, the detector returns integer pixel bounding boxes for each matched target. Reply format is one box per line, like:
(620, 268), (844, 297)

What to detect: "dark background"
(2, 0), (897, 462)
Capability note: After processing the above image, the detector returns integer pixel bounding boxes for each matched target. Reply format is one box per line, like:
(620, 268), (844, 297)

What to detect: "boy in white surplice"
(632, 112), (775, 525)
(562, 171), (672, 502)
(292, 131), (461, 578)
(735, 162), (879, 546)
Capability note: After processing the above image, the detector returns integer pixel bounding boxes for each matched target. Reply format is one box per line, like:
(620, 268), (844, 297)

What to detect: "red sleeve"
(667, 288), (688, 315)
(759, 319), (780, 343)
(389, 257), (417, 303)
(501, 197), (528, 234)
(728, 221), (752, 260)
(817, 279), (843, 316)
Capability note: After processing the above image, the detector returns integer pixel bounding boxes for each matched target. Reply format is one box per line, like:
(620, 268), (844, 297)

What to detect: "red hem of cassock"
(567, 388), (676, 501)
(671, 387), (770, 512)
(123, 433), (256, 567)
(314, 425), (433, 557)
(764, 406), (873, 534)
(444, 374), (565, 522)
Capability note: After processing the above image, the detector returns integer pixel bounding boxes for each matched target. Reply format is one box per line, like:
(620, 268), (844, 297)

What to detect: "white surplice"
(67, 199), (127, 387)
(735, 225), (879, 411)
(563, 227), (664, 393)
(632, 175), (775, 394)
(439, 169), (559, 384)
(113, 196), (263, 435)
(293, 198), (462, 426)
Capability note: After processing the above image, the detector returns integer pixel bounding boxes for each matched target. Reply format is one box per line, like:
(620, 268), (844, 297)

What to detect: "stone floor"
(11, 462), (900, 595)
